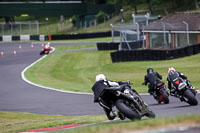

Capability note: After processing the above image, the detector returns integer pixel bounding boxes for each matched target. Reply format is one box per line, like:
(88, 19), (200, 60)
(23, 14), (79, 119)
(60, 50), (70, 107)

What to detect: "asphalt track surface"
(0, 42), (200, 118)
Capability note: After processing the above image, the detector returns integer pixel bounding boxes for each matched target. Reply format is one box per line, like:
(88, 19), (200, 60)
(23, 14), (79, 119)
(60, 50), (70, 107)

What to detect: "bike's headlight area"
(178, 83), (186, 90)
(124, 89), (130, 94)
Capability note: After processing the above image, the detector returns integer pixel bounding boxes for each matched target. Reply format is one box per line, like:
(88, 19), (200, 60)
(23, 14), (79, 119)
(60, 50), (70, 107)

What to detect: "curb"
(19, 124), (87, 133)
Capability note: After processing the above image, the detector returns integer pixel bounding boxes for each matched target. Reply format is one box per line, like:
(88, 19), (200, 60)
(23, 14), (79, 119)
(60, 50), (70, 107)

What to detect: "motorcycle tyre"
(40, 50), (45, 55)
(115, 99), (141, 120)
(184, 89), (198, 106)
(145, 107), (156, 118)
(159, 89), (169, 104)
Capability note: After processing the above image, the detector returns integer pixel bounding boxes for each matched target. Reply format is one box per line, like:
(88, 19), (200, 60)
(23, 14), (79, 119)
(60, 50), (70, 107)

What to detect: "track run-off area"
(0, 42), (200, 132)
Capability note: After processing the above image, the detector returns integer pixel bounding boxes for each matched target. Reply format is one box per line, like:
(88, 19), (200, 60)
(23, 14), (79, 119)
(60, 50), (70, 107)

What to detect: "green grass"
(0, 112), (107, 133)
(43, 37), (120, 43)
(24, 45), (200, 93)
(54, 44), (96, 51)
(54, 115), (200, 133)
(1, 112), (200, 133)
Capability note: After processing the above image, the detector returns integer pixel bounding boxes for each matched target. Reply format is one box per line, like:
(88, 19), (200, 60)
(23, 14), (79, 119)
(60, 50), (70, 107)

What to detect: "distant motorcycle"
(143, 81), (169, 104)
(92, 82), (156, 120)
(170, 79), (198, 106)
(40, 46), (52, 55)
(152, 81), (169, 104)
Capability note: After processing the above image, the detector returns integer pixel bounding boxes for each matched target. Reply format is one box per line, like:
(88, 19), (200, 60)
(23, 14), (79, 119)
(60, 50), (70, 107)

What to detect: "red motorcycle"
(153, 81), (169, 104)
(144, 81), (169, 104)
(40, 44), (52, 55)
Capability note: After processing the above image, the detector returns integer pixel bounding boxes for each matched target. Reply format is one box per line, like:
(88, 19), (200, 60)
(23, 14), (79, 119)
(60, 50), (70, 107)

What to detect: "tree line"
(83, 0), (200, 13)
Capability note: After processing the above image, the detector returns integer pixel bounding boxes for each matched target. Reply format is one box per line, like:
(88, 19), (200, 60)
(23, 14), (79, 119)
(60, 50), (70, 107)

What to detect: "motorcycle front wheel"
(145, 107), (156, 118)
(184, 89), (198, 106)
(115, 99), (141, 120)
(40, 50), (45, 55)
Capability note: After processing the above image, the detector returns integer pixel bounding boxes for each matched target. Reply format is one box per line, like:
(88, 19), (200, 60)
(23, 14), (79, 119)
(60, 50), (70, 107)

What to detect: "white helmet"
(95, 74), (107, 82)
(45, 42), (50, 48)
(168, 67), (175, 73)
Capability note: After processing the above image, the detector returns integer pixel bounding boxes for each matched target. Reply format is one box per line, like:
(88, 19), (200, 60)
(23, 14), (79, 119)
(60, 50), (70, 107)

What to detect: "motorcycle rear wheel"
(184, 89), (198, 106)
(115, 99), (141, 120)
(159, 89), (169, 104)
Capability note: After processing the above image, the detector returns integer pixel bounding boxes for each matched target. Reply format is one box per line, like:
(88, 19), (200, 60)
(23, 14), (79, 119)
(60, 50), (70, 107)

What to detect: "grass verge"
(54, 44), (96, 51)
(0, 112), (107, 133)
(24, 45), (200, 93)
(41, 37), (120, 43)
(1, 112), (200, 133)
(46, 115), (200, 133)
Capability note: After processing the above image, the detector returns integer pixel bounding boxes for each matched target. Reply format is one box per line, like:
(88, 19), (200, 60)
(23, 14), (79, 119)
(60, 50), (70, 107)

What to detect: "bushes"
(71, 16), (77, 26)
(96, 11), (107, 23)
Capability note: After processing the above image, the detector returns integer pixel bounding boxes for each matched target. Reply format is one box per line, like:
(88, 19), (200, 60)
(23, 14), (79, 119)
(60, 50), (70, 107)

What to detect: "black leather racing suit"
(91, 80), (130, 120)
(144, 72), (162, 94)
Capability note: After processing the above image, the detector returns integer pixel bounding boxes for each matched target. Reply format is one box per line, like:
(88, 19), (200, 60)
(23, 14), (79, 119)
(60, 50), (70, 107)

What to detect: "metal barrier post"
(145, 13), (150, 26)
(11, 23), (13, 35)
(142, 26), (145, 49)
(132, 14), (135, 24)
(2, 23), (3, 35)
(36, 21), (39, 34)
(183, 21), (190, 45)
(29, 21), (31, 35)
(161, 22), (167, 45)
(110, 24), (114, 42)
(136, 23), (140, 40)
(20, 23), (22, 35)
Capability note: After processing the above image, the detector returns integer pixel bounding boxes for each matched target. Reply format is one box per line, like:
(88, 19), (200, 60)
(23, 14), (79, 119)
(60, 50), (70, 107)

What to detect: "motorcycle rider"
(142, 68), (163, 97)
(167, 67), (195, 94)
(92, 74), (133, 120)
(44, 42), (51, 54)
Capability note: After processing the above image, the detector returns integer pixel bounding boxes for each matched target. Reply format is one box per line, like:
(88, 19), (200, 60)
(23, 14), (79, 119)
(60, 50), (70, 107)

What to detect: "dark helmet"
(147, 68), (154, 74)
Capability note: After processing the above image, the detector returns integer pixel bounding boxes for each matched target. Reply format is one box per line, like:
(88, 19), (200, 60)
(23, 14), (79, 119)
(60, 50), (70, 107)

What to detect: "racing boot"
(109, 110), (117, 120)
(153, 92), (157, 99)
(117, 111), (125, 120)
(190, 86), (197, 96)
(170, 87), (176, 96)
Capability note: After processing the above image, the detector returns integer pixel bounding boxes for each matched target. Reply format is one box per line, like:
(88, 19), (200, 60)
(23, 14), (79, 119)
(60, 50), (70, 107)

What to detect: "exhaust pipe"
(115, 91), (135, 102)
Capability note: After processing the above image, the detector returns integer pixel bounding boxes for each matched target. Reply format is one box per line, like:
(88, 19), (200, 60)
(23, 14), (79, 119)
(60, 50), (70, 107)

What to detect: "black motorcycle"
(170, 79), (198, 106)
(152, 81), (169, 104)
(92, 81), (155, 120)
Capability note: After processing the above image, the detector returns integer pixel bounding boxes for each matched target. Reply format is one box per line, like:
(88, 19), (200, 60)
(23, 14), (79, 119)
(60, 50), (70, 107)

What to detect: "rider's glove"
(127, 80), (131, 85)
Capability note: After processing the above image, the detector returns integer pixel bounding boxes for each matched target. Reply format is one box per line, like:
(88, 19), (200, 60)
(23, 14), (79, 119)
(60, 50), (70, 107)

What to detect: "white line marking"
(21, 47), (150, 96)
(21, 47), (92, 95)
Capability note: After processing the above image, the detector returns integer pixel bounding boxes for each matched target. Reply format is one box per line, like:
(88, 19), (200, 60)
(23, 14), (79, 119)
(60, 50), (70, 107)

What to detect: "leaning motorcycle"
(152, 81), (169, 104)
(40, 47), (52, 55)
(92, 82), (155, 120)
(170, 79), (198, 106)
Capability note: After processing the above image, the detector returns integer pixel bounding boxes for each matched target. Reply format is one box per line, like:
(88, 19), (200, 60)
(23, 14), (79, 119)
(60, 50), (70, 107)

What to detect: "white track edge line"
(21, 47), (149, 95)
(21, 47), (92, 95)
